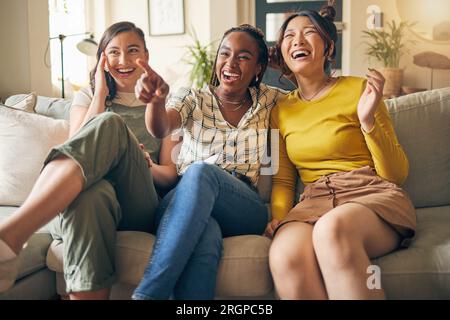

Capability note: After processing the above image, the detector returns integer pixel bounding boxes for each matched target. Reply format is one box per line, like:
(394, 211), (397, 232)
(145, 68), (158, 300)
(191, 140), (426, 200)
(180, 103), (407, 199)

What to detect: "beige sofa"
(1, 87), (450, 300)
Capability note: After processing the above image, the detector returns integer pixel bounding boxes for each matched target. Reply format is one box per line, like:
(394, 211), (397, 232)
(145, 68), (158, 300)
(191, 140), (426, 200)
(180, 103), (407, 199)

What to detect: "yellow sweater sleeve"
(270, 107), (298, 221)
(362, 101), (409, 185)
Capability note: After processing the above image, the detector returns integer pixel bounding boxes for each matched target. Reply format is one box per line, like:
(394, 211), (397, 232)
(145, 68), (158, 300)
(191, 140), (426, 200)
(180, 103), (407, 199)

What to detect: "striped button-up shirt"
(167, 83), (286, 187)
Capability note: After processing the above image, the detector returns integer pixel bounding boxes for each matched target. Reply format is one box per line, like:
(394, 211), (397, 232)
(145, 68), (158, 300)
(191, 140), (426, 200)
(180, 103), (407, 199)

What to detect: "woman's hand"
(135, 59), (169, 105)
(358, 68), (385, 132)
(139, 143), (154, 168)
(264, 219), (280, 239)
(94, 52), (110, 98)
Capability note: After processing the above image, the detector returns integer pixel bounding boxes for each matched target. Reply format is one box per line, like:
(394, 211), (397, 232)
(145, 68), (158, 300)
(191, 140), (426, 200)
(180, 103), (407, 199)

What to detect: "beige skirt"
(275, 166), (416, 241)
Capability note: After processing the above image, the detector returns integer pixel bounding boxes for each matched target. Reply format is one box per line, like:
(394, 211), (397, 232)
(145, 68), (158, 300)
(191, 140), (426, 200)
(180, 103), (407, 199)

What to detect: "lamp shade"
(76, 38), (98, 56)
(413, 51), (450, 69)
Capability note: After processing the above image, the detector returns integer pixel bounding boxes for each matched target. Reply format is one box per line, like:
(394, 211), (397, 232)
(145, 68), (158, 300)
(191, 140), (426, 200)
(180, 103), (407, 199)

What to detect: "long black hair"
(210, 24), (269, 88)
(90, 21), (147, 102)
(275, 3), (338, 76)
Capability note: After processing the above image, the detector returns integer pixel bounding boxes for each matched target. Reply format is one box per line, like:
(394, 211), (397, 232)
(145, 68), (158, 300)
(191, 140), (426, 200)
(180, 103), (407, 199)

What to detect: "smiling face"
(215, 32), (262, 94)
(104, 31), (149, 91)
(280, 16), (331, 77)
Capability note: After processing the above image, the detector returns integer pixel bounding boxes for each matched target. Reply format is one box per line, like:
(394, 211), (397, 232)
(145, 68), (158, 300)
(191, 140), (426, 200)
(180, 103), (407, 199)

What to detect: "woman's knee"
(269, 228), (315, 275)
(176, 163), (223, 199)
(312, 212), (361, 268)
(182, 162), (220, 183)
(92, 112), (126, 132)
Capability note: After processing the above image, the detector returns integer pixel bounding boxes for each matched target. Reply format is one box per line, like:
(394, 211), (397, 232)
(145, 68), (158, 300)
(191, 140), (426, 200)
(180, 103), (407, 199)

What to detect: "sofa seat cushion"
(0, 206), (53, 281)
(374, 206), (450, 299)
(47, 231), (273, 297)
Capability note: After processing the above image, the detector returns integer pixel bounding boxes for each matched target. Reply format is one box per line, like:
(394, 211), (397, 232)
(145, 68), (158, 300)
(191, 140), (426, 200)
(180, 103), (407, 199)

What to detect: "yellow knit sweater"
(270, 76), (409, 220)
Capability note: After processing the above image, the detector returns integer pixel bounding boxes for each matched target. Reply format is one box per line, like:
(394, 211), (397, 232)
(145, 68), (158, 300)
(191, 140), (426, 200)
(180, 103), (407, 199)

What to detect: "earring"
(255, 75), (259, 82)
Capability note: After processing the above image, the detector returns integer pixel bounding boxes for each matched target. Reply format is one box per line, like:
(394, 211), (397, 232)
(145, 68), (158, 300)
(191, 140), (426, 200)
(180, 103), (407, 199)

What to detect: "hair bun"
(319, 5), (336, 22)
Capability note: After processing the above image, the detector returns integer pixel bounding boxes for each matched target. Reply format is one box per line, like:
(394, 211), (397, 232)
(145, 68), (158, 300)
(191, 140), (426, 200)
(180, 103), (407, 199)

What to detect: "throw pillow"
(0, 105), (69, 206)
(4, 92), (37, 113)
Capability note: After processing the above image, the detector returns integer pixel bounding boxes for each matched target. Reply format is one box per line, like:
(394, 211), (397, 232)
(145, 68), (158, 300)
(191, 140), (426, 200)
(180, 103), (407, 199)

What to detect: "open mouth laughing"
(221, 69), (242, 83)
(291, 49), (311, 60)
(115, 67), (136, 77)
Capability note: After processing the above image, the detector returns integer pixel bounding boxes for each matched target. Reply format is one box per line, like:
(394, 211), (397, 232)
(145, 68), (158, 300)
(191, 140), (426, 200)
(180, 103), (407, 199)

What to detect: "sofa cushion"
(5, 94), (72, 120)
(215, 235), (273, 297)
(0, 206), (53, 282)
(385, 87), (450, 208)
(0, 105), (69, 206)
(47, 232), (273, 298)
(373, 205), (450, 299)
(0, 269), (56, 300)
(4, 92), (37, 113)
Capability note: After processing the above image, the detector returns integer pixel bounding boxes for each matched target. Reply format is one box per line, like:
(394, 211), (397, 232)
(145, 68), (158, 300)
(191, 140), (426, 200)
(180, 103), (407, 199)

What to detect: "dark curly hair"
(210, 24), (269, 88)
(275, 2), (338, 76)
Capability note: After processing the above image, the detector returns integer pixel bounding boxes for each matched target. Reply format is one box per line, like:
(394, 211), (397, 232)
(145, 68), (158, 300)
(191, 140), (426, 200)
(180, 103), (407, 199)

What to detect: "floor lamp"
(49, 32), (98, 98)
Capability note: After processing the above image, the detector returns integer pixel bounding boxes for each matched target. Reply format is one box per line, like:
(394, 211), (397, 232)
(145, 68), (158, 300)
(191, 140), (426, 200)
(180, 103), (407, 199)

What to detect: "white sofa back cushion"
(5, 94), (71, 120)
(385, 87), (450, 208)
(0, 105), (69, 206)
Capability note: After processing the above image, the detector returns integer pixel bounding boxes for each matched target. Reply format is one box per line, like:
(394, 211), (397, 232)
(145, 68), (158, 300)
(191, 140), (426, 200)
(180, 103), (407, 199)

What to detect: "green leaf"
(184, 27), (217, 89)
(362, 19), (415, 68)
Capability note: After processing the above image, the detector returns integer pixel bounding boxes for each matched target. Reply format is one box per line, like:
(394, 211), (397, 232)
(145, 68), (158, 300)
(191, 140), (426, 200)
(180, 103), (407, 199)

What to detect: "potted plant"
(183, 29), (216, 89)
(363, 20), (414, 97)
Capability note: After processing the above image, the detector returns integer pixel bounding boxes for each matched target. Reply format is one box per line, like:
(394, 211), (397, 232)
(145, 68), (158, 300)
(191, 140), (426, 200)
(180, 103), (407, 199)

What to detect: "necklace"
(213, 89), (249, 112)
(299, 77), (332, 101)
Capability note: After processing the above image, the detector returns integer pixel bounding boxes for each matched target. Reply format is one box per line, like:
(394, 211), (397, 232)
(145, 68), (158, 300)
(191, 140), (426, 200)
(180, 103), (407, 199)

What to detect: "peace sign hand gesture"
(135, 59), (169, 105)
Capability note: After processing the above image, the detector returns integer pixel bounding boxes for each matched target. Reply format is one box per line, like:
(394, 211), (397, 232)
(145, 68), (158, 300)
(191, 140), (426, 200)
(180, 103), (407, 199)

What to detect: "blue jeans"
(132, 163), (268, 300)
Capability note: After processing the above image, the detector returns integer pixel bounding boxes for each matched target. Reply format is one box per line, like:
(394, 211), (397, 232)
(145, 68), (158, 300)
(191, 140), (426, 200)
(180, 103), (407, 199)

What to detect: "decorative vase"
(380, 68), (404, 98)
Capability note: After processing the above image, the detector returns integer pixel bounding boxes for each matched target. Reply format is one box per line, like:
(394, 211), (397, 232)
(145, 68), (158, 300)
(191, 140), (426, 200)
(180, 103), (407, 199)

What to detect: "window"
(48, 0), (89, 97)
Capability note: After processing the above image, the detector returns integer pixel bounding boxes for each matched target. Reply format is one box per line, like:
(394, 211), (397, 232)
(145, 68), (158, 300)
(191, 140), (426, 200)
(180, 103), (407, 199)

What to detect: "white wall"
(237, 0), (255, 26)
(210, 0), (238, 42)
(0, 0), (29, 99)
(27, 0), (53, 96)
(0, 0), (52, 99)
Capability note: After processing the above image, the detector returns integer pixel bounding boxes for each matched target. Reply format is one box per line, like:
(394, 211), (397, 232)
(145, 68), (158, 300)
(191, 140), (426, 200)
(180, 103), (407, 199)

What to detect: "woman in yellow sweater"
(266, 3), (416, 299)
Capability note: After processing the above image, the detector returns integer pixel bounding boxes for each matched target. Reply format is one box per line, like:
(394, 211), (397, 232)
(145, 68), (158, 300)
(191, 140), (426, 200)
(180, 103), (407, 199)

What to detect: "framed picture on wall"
(148, 0), (185, 36)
